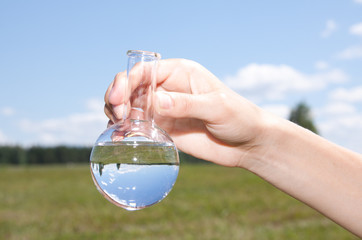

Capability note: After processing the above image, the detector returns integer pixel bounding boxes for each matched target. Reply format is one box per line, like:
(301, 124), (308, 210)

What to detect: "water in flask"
(90, 142), (179, 210)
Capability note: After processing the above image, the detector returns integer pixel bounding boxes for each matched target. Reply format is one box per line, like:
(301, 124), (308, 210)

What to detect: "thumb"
(155, 91), (223, 121)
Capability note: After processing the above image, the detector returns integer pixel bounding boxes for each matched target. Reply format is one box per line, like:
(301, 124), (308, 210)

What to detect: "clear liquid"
(90, 142), (179, 210)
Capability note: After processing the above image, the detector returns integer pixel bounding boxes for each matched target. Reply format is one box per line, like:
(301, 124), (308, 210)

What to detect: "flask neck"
(125, 50), (160, 122)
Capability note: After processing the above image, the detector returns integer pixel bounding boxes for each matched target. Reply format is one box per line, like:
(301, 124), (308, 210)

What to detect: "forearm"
(244, 115), (362, 237)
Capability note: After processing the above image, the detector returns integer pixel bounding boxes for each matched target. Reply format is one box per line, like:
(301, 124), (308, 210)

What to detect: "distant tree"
(0, 146), (92, 165)
(0, 145), (204, 165)
(289, 102), (319, 134)
(0, 146), (26, 165)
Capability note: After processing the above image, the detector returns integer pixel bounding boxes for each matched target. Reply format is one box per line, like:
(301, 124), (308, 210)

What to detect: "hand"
(104, 58), (362, 237)
(104, 59), (270, 167)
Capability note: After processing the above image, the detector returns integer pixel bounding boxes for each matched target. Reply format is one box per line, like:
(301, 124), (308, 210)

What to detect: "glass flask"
(90, 50), (179, 211)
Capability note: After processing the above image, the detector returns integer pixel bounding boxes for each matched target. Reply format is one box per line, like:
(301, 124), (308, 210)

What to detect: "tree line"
(0, 145), (205, 165)
(0, 146), (92, 165)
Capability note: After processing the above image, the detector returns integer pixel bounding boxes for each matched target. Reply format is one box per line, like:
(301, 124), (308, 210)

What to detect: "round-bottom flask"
(90, 50), (179, 210)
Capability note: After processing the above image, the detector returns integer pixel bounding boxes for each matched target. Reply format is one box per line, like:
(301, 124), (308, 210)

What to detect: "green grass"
(0, 164), (358, 240)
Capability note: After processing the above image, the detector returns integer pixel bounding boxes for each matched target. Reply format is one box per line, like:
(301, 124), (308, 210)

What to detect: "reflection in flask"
(90, 142), (179, 210)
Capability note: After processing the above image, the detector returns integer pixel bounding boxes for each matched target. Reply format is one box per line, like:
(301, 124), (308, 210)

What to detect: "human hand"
(104, 59), (271, 167)
(105, 58), (362, 237)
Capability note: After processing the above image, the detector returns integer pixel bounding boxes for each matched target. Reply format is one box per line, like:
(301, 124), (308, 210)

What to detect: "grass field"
(0, 164), (358, 240)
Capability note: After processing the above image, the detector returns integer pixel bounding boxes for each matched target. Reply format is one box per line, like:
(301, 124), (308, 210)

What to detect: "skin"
(105, 59), (362, 237)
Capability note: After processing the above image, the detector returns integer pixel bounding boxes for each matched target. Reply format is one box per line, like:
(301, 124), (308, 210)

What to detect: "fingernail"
(156, 92), (173, 109)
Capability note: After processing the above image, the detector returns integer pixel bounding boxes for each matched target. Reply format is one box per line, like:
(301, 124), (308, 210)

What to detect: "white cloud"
(337, 23), (362, 59)
(322, 102), (357, 115)
(354, 0), (362, 4)
(337, 45), (362, 59)
(317, 99), (362, 153)
(318, 112), (362, 153)
(314, 61), (329, 70)
(1, 107), (15, 117)
(319, 88), (362, 153)
(349, 22), (362, 36)
(321, 19), (337, 38)
(329, 86), (362, 102)
(18, 98), (108, 146)
(319, 113), (362, 134)
(223, 63), (348, 102)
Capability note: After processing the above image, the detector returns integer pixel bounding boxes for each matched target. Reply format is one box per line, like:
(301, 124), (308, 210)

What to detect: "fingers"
(107, 119), (114, 128)
(104, 78), (114, 105)
(155, 59), (195, 92)
(107, 59), (189, 108)
(106, 62), (156, 121)
(107, 71), (127, 106)
(104, 72), (125, 122)
(156, 59), (180, 85)
(104, 102), (119, 125)
(154, 91), (227, 123)
(105, 59), (221, 124)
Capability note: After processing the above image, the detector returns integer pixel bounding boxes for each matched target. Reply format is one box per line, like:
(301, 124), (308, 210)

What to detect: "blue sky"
(1, 0), (362, 153)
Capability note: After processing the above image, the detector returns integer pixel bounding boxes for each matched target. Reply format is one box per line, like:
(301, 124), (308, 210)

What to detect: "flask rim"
(127, 50), (161, 59)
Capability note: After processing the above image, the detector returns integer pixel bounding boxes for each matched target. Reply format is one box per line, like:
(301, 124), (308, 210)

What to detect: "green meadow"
(0, 164), (358, 240)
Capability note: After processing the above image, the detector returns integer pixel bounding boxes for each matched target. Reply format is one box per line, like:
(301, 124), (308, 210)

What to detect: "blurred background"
(0, 0), (361, 239)
(1, 0), (362, 151)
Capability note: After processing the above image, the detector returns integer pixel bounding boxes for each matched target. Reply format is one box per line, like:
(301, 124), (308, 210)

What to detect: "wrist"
(236, 110), (283, 171)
